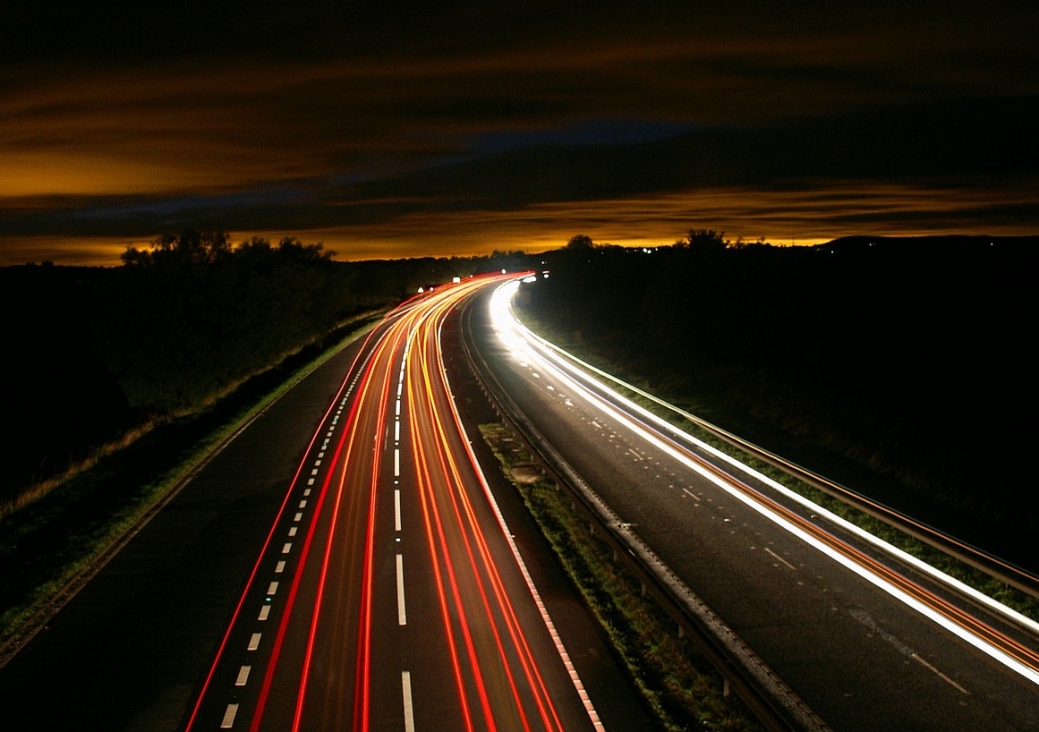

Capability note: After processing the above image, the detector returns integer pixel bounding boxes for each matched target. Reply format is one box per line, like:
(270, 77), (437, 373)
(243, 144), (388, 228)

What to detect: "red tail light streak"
(186, 272), (602, 732)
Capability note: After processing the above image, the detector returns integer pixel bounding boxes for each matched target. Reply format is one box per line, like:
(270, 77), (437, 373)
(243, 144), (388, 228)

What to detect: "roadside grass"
(0, 312), (383, 651)
(514, 312), (1039, 624)
(480, 422), (762, 732)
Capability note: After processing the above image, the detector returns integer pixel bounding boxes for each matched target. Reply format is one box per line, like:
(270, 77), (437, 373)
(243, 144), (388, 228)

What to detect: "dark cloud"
(2, 2), (1038, 263)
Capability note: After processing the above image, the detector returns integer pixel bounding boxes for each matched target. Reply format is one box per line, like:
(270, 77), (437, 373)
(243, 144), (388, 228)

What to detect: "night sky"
(3, 1), (1038, 265)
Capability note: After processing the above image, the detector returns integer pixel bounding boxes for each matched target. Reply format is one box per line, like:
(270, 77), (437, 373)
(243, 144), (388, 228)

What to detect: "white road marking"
(235, 666), (250, 686)
(395, 489), (402, 532)
(247, 633), (261, 651)
(299, 500), (307, 508)
(258, 605), (270, 621)
(764, 547), (798, 570)
(912, 653), (971, 695)
(401, 672), (415, 732)
(395, 449), (400, 477)
(682, 488), (701, 501)
(282, 543), (292, 554)
(288, 526), (297, 537)
(220, 703), (238, 728)
(267, 581), (279, 596)
(275, 561), (286, 573)
(294, 512), (302, 522)
(396, 554), (407, 625)
(395, 420), (400, 442)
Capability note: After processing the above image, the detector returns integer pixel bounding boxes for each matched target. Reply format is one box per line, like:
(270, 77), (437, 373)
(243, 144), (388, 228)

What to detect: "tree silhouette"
(683, 228), (729, 251)
(566, 234), (595, 250)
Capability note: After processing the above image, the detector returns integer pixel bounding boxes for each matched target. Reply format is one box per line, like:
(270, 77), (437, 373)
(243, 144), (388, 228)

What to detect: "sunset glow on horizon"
(3, 2), (1037, 265)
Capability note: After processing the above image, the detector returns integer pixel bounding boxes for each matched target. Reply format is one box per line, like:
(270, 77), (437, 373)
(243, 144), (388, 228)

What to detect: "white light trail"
(489, 280), (1039, 687)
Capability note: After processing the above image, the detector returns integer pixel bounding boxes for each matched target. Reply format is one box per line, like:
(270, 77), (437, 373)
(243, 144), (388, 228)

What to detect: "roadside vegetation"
(0, 232), (531, 647)
(480, 422), (762, 732)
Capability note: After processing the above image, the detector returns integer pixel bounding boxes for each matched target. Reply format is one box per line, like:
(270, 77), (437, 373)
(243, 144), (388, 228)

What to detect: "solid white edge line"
(439, 307), (606, 732)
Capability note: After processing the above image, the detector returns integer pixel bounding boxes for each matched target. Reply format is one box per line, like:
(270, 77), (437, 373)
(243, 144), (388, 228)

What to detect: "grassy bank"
(0, 313), (381, 651)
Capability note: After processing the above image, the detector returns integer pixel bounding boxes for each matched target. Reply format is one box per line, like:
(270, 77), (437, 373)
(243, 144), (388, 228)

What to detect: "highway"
(5, 269), (1034, 732)
(0, 272), (652, 731)
(183, 273), (604, 731)
(467, 277), (1039, 732)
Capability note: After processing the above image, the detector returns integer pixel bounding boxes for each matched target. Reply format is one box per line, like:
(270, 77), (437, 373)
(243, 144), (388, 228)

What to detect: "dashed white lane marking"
(267, 581), (279, 596)
(220, 703), (238, 728)
(395, 489), (402, 532)
(281, 543), (292, 554)
(247, 633), (261, 651)
(396, 554), (407, 626)
(401, 671), (415, 732)
(275, 561), (286, 573)
(258, 605), (270, 621)
(293, 512), (302, 522)
(912, 653), (971, 695)
(395, 420), (400, 442)
(303, 489), (311, 497)
(394, 449), (400, 477)
(682, 488), (701, 501)
(235, 666), (250, 686)
(288, 526), (297, 537)
(764, 547), (798, 571)
(299, 499), (307, 508)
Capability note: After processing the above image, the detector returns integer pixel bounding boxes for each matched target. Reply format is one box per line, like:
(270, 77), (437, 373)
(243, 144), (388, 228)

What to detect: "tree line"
(1, 232), (533, 501)
(520, 235), (1036, 567)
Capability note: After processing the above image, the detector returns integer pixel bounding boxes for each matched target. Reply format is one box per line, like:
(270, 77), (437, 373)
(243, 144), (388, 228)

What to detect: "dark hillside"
(519, 237), (1036, 569)
(1, 265), (131, 498)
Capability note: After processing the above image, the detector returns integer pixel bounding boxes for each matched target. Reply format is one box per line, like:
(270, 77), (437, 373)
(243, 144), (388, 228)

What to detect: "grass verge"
(0, 312), (383, 652)
(480, 422), (762, 732)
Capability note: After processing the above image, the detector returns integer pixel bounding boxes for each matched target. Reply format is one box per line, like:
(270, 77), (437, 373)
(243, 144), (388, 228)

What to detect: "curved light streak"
(489, 280), (1039, 688)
